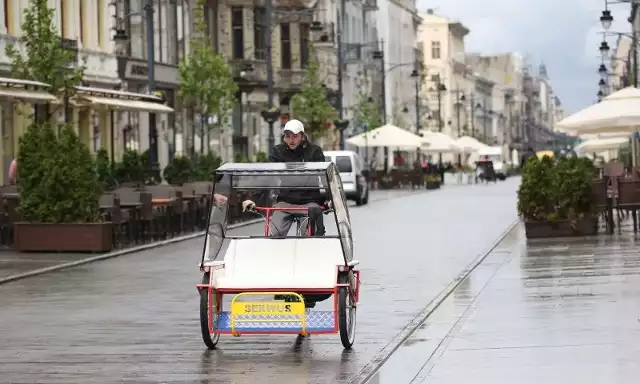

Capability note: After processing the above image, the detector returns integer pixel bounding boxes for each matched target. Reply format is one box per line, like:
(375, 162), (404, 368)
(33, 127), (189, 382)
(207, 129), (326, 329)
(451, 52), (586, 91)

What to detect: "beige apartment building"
(416, 9), (470, 138)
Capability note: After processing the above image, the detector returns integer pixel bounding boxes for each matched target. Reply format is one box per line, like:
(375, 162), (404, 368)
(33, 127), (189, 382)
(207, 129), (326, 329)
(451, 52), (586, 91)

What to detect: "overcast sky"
(416, 0), (632, 114)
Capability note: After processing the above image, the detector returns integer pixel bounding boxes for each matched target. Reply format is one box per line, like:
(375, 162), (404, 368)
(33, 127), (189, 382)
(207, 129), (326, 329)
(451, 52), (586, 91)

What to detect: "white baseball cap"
(283, 119), (305, 134)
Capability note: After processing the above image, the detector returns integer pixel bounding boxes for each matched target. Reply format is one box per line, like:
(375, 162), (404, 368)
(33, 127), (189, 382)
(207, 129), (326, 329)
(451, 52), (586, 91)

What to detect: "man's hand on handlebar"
(242, 199), (256, 212)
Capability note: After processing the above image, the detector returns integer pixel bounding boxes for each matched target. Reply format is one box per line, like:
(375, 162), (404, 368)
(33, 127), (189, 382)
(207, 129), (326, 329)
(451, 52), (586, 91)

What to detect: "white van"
(324, 150), (369, 205)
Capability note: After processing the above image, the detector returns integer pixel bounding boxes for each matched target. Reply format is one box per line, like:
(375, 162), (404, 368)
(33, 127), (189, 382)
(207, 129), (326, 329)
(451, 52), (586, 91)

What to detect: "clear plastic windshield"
(326, 167), (353, 262)
(202, 172), (336, 262)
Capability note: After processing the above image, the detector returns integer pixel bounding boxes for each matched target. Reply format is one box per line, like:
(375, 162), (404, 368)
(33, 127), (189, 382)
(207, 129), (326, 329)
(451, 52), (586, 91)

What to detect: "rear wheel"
(338, 272), (357, 349)
(200, 272), (220, 349)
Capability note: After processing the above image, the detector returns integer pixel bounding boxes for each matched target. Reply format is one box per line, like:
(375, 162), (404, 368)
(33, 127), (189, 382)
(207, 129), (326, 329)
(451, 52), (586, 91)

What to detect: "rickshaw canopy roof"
(216, 162), (336, 176)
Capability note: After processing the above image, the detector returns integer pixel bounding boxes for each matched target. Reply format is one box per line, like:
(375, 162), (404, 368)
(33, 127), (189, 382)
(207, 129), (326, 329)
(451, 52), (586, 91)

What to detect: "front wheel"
(200, 272), (220, 349)
(338, 272), (357, 349)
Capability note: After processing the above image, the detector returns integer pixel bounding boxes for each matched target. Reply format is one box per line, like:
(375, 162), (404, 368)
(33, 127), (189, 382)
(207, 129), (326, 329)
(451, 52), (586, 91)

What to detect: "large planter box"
(425, 181), (441, 190)
(524, 217), (598, 239)
(14, 222), (113, 252)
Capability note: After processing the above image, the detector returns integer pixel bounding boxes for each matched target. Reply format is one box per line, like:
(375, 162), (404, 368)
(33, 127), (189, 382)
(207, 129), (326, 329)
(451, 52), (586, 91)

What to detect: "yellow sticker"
(231, 301), (305, 316)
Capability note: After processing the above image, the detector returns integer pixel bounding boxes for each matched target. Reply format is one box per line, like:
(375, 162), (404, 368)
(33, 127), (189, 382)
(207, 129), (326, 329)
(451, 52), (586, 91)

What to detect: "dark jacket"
(268, 139), (327, 205)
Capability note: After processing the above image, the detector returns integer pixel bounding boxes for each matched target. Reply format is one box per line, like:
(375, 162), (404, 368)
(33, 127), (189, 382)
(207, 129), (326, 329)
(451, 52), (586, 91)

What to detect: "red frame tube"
(254, 206), (312, 236)
(196, 266), (362, 336)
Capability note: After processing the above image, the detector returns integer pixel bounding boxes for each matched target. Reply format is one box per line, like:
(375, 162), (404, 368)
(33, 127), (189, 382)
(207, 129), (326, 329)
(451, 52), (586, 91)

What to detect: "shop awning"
(0, 87), (57, 103)
(77, 95), (174, 113)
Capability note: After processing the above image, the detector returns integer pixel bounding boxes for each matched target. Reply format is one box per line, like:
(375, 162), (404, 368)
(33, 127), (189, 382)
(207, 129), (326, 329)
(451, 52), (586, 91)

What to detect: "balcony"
(80, 50), (120, 84)
(0, 34), (119, 84)
(275, 0), (319, 9)
(230, 59), (268, 88)
(312, 22), (336, 50)
(277, 69), (306, 91)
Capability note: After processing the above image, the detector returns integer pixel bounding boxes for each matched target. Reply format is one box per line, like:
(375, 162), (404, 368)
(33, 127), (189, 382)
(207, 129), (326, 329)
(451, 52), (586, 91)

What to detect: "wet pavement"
(370, 223), (640, 384)
(0, 178), (519, 383)
(0, 188), (424, 281)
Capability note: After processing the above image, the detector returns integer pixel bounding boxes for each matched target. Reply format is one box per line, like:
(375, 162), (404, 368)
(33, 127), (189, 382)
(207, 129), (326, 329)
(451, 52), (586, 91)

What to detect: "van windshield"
(335, 156), (353, 173)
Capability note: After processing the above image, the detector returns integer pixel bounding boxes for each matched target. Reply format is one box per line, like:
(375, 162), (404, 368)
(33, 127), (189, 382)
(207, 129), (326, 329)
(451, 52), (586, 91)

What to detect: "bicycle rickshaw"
(196, 162), (360, 349)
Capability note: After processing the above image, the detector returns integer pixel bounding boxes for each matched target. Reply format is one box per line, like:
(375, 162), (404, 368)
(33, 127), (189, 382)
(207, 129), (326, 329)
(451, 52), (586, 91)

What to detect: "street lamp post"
(600, 4), (638, 87)
(261, 6), (322, 156)
(143, 0), (159, 179)
(410, 69), (420, 160)
(264, 0), (277, 156)
(112, 1), (161, 180)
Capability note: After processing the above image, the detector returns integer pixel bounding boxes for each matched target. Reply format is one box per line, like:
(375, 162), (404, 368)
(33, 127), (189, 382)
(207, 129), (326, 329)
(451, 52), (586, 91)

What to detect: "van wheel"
(355, 185), (364, 206)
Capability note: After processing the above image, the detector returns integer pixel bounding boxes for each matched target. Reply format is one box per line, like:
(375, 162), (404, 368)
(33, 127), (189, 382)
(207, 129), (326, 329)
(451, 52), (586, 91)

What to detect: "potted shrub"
(95, 149), (115, 190)
(425, 173), (441, 189)
(518, 156), (598, 238)
(14, 123), (112, 252)
(163, 155), (193, 185)
(115, 150), (145, 187)
(193, 152), (222, 181)
(255, 151), (268, 162)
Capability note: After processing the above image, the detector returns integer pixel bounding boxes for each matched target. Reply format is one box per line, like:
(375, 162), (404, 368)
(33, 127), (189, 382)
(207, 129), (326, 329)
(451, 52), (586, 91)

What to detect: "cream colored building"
(610, 36), (631, 91)
(416, 9), (469, 138)
(465, 53), (525, 146)
(0, 0), (175, 183)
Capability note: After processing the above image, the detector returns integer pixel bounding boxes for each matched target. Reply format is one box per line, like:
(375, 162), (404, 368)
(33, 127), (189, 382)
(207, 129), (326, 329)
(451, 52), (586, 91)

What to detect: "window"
(97, 0), (104, 49)
(431, 41), (440, 59)
(335, 156), (353, 172)
(60, 0), (67, 37)
(156, 0), (163, 62)
(4, 0), (10, 34)
(204, 1), (216, 50)
(128, 0), (147, 60)
(79, 0), (85, 46)
(177, 0), (187, 61)
(299, 23), (309, 68)
(280, 23), (291, 69)
(231, 7), (244, 59)
(166, 0), (178, 64)
(254, 7), (266, 60)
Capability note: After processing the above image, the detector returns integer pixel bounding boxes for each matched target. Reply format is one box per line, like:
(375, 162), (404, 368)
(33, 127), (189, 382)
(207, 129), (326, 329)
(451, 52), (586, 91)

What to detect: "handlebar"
(250, 205), (333, 215)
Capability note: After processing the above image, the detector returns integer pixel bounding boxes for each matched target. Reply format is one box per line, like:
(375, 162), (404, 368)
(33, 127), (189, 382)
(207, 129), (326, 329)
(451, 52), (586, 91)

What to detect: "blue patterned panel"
(214, 310), (335, 332)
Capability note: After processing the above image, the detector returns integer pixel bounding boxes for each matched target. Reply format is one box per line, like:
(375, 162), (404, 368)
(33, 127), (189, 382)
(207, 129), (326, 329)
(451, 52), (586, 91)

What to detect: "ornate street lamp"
(599, 78), (608, 93)
(600, 9), (613, 30)
(598, 63), (608, 80)
(599, 40), (610, 56)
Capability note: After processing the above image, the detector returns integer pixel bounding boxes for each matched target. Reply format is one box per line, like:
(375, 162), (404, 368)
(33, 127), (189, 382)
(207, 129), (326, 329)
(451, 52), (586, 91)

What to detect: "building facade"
(0, 0), (128, 183)
(378, 0), (420, 127)
(417, 9), (469, 138)
(610, 35), (631, 91)
(466, 53), (525, 148)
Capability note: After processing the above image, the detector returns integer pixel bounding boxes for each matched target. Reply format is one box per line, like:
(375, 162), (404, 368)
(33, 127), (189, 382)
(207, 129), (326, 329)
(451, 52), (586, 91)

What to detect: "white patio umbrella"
(345, 124), (423, 149)
(556, 87), (640, 135)
(455, 135), (488, 152)
(578, 132), (630, 140)
(574, 136), (629, 153)
(421, 131), (463, 153)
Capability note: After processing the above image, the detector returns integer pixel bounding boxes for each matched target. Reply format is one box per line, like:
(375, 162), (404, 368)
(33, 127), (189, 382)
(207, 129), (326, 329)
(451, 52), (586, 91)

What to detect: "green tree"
(10, 0), (100, 224)
(18, 122), (101, 223)
(179, 0), (237, 154)
(6, 0), (85, 120)
(351, 76), (382, 133)
(291, 43), (337, 139)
